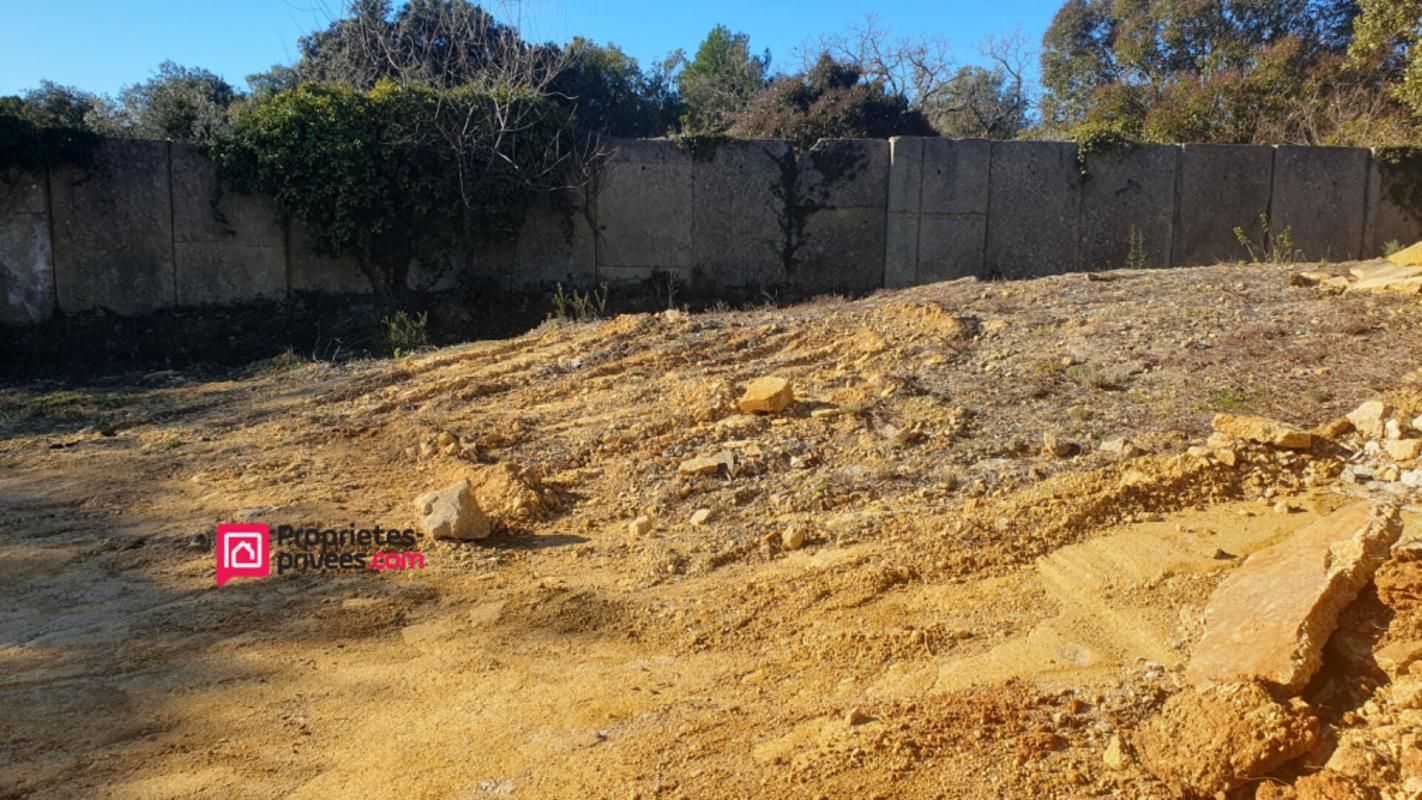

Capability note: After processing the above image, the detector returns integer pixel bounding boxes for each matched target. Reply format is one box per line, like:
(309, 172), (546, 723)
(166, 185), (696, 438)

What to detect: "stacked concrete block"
(791, 138), (890, 295)
(170, 143), (286, 305)
(49, 139), (175, 314)
(1079, 144), (1178, 270)
(1271, 146), (1369, 262)
(985, 140), (1081, 278)
(594, 139), (693, 285)
(1174, 144), (1275, 266)
(0, 170), (55, 325)
(885, 137), (990, 288)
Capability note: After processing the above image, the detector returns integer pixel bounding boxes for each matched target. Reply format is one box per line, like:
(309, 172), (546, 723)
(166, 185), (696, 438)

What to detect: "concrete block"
(1365, 152), (1422, 257)
(916, 216), (988, 284)
(985, 140), (1081, 278)
(465, 190), (593, 291)
(49, 139), (174, 315)
(170, 144), (285, 306)
(692, 139), (791, 289)
(287, 222), (372, 294)
(797, 138), (889, 209)
(1271, 145), (1369, 262)
(595, 139), (692, 271)
(1175, 144), (1274, 266)
(884, 214), (918, 289)
(887, 137), (924, 215)
(1080, 144), (1177, 270)
(790, 208), (885, 295)
(0, 170), (54, 325)
(920, 138), (991, 216)
(791, 139), (889, 295)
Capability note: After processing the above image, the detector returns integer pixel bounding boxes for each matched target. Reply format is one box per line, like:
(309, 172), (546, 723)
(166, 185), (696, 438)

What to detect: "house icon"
(229, 540), (259, 567)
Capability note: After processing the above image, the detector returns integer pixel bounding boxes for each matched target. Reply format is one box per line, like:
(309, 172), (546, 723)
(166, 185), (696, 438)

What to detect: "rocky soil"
(1, 261), (1420, 799)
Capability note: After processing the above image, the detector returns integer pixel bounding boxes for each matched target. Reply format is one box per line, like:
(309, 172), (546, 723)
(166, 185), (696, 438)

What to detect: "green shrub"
(212, 80), (585, 301)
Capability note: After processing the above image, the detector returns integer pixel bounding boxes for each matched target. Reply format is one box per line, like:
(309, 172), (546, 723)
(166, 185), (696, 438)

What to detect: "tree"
(732, 54), (934, 152)
(675, 25), (770, 134)
(547, 39), (682, 137)
(927, 66), (1030, 139)
(1350, 0), (1422, 116)
(1038, 0), (1389, 143)
(115, 62), (238, 143)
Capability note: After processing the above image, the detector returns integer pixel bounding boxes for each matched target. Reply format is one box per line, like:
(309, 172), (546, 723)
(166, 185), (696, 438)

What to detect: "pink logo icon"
(216, 523), (270, 586)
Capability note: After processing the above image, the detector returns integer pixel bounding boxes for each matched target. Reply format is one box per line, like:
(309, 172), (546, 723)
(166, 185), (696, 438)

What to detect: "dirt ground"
(1, 262), (1420, 799)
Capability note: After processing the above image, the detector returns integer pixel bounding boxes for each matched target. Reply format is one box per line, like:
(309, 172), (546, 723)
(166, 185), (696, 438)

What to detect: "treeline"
(4, 0), (1422, 151)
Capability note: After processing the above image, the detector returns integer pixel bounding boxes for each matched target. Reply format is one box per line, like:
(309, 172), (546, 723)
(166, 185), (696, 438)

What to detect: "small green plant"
(1199, 386), (1269, 413)
(1233, 213), (1302, 265)
(380, 310), (429, 357)
(649, 269), (683, 309)
(1125, 226), (1149, 270)
(547, 283), (609, 324)
(1384, 239), (1404, 258)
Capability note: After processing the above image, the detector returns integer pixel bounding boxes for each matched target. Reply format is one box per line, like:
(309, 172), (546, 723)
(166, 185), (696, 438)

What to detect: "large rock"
(1186, 503), (1402, 694)
(413, 479), (493, 541)
(738, 376), (794, 414)
(1135, 682), (1319, 797)
(1212, 413), (1313, 450)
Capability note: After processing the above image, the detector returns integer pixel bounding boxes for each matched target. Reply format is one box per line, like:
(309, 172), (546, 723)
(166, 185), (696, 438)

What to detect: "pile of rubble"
(1127, 397), (1422, 798)
(1295, 242), (1422, 296)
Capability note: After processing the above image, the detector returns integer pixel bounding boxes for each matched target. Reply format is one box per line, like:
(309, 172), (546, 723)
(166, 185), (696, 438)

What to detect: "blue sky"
(1, 0), (1062, 97)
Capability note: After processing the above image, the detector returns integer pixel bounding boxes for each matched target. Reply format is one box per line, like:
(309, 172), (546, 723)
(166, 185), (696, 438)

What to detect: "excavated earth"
(1, 261), (1421, 799)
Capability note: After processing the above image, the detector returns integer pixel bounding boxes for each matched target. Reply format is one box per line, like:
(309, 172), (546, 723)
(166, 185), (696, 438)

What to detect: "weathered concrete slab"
(0, 170), (54, 325)
(886, 137), (990, 287)
(464, 189), (593, 291)
(790, 139), (888, 295)
(1186, 502), (1400, 694)
(170, 144), (286, 306)
(49, 139), (174, 314)
(1272, 146), (1369, 262)
(287, 222), (372, 294)
(1365, 152), (1422, 258)
(1175, 144), (1274, 266)
(985, 140), (1080, 278)
(691, 139), (791, 290)
(595, 139), (693, 275)
(1080, 144), (1177, 270)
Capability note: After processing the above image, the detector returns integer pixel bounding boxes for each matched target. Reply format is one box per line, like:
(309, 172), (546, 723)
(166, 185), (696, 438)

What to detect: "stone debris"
(678, 451), (735, 477)
(1185, 502), (1402, 694)
(413, 478), (493, 541)
(738, 377), (794, 415)
(1134, 682), (1319, 797)
(689, 508), (712, 526)
(629, 515), (653, 537)
(1099, 436), (1139, 457)
(1350, 260), (1422, 294)
(1041, 430), (1079, 458)
(1211, 413), (1313, 450)
(781, 526), (807, 551)
(1347, 400), (1393, 439)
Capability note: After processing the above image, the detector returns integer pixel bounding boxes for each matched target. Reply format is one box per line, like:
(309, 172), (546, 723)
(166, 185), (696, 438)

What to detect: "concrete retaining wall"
(2, 135), (1414, 326)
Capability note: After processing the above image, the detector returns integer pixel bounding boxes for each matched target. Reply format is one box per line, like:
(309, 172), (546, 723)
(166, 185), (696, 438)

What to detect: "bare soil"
(1, 262), (1420, 798)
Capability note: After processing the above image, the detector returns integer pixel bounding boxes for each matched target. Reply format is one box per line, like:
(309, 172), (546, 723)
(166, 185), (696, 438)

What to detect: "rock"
(846, 707), (871, 725)
(1274, 501), (1297, 514)
(1099, 436), (1139, 457)
(1376, 640), (1422, 679)
(1103, 735), (1128, 769)
(781, 526), (807, 551)
(1384, 439), (1422, 462)
(738, 377), (794, 415)
(1134, 683), (1320, 797)
(1042, 431), (1079, 458)
(1347, 401), (1392, 440)
(1388, 241), (1422, 267)
(413, 479), (493, 541)
(1185, 503), (1402, 694)
(690, 508), (712, 526)
(1212, 413), (1313, 450)
(678, 451), (734, 477)
(1313, 417), (1354, 440)
(629, 515), (653, 537)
